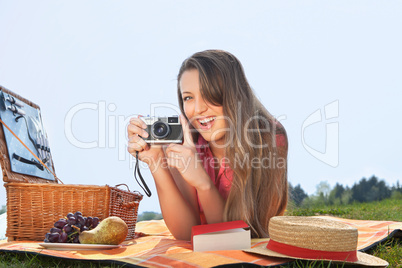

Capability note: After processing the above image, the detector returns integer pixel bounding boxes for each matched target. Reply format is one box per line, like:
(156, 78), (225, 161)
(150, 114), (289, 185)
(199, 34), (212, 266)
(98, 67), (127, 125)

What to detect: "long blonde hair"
(177, 50), (288, 238)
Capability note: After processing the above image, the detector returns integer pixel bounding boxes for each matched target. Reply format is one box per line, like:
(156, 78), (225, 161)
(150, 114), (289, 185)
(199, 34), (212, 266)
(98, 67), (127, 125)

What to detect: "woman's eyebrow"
(181, 91), (192, 94)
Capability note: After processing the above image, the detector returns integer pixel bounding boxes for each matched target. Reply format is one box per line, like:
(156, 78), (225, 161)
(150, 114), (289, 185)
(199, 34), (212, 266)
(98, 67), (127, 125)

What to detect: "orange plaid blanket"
(0, 216), (401, 267)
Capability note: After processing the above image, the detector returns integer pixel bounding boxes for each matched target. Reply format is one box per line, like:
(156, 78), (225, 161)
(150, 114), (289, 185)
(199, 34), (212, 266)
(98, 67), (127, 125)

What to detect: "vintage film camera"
(140, 116), (183, 144)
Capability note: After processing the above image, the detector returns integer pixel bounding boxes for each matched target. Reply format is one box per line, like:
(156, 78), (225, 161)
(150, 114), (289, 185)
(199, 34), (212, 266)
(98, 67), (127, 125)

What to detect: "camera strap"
(134, 151), (152, 197)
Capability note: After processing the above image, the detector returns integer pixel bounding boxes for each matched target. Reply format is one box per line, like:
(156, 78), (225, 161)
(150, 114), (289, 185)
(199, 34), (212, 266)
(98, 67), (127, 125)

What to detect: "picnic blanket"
(0, 216), (401, 267)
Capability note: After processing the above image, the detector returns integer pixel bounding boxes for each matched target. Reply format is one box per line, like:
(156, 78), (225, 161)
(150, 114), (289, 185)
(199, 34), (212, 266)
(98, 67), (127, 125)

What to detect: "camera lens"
(151, 121), (170, 139)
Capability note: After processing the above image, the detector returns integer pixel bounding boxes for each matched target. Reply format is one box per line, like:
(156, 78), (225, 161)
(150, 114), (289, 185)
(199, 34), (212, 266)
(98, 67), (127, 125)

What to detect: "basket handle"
(115, 183), (144, 197)
(115, 183), (130, 191)
(115, 184), (144, 208)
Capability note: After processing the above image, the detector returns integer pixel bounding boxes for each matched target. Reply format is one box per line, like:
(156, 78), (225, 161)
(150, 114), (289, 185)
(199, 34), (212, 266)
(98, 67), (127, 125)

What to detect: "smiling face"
(180, 69), (228, 145)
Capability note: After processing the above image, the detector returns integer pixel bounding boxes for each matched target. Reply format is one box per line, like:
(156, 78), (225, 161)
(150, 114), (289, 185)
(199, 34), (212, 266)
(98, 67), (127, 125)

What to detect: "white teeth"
(199, 117), (216, 124)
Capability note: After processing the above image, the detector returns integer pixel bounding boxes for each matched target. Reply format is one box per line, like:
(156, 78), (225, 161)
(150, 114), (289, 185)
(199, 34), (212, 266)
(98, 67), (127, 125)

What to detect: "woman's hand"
(127, 116), (165, 172)
(165, 115), (211, 190)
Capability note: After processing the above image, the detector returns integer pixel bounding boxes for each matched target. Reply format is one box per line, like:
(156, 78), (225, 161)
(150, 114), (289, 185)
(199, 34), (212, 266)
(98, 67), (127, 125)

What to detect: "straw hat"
(245, 216), (388, 267)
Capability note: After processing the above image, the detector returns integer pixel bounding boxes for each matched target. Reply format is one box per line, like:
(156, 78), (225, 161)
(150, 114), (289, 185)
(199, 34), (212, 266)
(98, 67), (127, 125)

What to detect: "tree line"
(1, 176), (399, 214)
(289, 175), (402, 207)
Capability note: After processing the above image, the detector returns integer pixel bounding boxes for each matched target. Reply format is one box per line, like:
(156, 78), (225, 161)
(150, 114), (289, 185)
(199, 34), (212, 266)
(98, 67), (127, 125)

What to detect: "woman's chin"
(198, 132), (227, 145)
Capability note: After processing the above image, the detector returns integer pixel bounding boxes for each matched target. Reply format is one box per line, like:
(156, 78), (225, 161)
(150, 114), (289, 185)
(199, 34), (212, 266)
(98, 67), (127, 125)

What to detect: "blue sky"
(0, 1), (401, 213)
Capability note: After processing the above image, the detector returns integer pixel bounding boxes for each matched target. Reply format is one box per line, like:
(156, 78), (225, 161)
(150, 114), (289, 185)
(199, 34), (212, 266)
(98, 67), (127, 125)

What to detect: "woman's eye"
(183, 96), (192, 101)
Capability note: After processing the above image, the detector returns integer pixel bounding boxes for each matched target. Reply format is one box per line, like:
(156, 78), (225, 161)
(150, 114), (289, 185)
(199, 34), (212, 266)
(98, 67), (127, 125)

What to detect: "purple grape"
(46, 212), (98, 243)
(92, 217), (99, 228)
(73, 236), (80, 243)
(77, 215), (85, 225)
(57, 218), (67, 225)
(86, 217), (93, 227)
(50, 227), (62, 234)
(54, 220), (67, 229)
(63, 225), (72, 233)
(48, 233), (60, 243)
(58, 232), (68, 243)
(74, 211), (82, 218)
(67, 216), (76, 225)
(80, 226), (89, 232)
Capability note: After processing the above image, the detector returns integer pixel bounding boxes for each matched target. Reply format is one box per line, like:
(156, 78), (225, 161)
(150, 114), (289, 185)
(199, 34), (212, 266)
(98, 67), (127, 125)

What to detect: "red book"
(191, 220), (251, 252)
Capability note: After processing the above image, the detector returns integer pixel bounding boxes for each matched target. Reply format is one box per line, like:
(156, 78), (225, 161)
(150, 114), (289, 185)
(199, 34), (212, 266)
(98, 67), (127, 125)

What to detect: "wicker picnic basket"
(0, 86), (143, 241)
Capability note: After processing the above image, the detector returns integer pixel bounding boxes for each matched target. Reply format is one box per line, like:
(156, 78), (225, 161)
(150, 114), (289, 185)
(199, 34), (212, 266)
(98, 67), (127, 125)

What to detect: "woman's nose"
(195, 98), (208, 114)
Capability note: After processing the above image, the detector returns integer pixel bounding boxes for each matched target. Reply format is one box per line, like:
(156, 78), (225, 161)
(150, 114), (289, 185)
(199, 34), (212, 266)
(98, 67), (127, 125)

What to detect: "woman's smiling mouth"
(197, 116), (216, 130)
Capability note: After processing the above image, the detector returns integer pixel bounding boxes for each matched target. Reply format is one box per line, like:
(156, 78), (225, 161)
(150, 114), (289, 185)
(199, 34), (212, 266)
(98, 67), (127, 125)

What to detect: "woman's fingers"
(127, 124), (149, 140)
(165, 143), (180, 152)
(166, 152), (186, 170)
(127, 117), (149, 154)
(165, 143), (195, 170)
(128, 135), (148, 150)
(130, 116), (147, 128)
(180, 114), (195, 147)
(165, 144), (190, 156)
(166, 144), (182, 157)
(127, 118), (149, 138)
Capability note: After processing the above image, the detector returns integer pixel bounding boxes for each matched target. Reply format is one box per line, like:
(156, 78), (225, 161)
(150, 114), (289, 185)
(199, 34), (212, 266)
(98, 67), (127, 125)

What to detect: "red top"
(195, 122), (287, 224)
(196, 135), (234, 201)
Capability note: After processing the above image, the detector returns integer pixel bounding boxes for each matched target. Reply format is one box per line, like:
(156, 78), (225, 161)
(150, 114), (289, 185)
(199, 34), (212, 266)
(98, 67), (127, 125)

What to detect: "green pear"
(79, 216), (128, 245)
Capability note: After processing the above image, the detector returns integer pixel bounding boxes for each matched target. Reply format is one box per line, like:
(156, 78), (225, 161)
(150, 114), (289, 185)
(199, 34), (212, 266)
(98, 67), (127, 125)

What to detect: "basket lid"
(0, 85), (58, 184)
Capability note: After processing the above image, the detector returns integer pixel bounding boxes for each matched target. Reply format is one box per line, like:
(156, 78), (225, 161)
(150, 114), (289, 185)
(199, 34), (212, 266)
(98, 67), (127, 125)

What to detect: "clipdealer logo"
(301, 100), (339, 167)
(63, 102), (182, 162)
(64, 100), (340, 167)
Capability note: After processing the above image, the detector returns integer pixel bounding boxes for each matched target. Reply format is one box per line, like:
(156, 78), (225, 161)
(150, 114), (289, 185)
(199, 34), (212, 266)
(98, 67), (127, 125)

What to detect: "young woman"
(127, 50), (288, 240)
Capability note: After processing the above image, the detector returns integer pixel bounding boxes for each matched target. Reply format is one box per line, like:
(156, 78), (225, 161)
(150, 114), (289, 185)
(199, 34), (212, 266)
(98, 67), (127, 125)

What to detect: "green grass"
(0, 251), (127, 268)
(368, 238), (402, 268)
(286, 198), (402, 222)
(0, 198), (400, 267)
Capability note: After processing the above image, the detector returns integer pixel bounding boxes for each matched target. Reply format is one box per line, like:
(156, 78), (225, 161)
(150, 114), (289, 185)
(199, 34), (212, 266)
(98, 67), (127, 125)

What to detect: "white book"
(191, 220), (251, 252)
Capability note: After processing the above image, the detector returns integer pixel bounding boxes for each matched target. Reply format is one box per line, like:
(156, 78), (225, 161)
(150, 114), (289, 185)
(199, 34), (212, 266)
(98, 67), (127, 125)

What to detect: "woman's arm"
(170, 163), (225, 224)
(195, 177), (225, 224)
(153, 151), (227, 241)
(164, 115), (227, 226)
(168, 166), (200, 222)
(149, 161), (200, 240)
(128, 117), (200, 240)
(165, 145), (226, 225)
